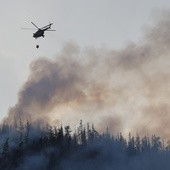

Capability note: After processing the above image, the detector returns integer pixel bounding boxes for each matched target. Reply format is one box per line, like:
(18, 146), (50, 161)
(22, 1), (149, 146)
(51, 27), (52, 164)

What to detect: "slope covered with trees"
(0, 120), (169, 170)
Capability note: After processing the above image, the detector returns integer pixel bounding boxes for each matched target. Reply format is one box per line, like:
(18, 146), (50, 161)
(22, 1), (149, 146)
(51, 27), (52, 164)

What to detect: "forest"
(0, 120), (170, 170)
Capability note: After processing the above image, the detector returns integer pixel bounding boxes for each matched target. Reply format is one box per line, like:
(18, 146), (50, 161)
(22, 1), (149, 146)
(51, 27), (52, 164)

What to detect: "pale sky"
(0, 0), (170, 120)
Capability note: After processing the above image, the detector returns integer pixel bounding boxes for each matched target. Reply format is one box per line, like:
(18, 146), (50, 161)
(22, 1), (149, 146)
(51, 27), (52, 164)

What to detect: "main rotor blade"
(42, 24), (53, 29)
(46, 29), (56, 31)
(21, 28), (37, 30)
(31, 22), (39, 29)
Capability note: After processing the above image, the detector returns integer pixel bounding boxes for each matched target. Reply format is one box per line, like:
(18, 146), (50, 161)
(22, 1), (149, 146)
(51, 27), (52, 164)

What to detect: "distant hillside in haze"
(0, 120), (169, 170)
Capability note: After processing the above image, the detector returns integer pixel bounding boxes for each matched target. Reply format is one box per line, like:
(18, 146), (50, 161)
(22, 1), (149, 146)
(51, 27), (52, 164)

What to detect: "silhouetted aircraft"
(22, 22), (56, 39)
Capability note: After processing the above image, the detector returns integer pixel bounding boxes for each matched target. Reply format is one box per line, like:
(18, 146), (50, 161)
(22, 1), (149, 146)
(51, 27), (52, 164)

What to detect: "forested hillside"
(0, 120), (169, 170)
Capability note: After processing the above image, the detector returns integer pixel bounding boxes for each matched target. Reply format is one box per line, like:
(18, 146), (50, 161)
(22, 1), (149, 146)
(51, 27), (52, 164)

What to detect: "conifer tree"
(24, 121), (30, 144)
(127, 133), (136, 155)
(135, 134), (141, 153)
(18, 119), (24, 143)
(65, 126), (72, 149)
(141, 136), (150, 152)
(57, 125), (64, 145)
(2, 138), (9, 160)
(151, 135), (161, 152)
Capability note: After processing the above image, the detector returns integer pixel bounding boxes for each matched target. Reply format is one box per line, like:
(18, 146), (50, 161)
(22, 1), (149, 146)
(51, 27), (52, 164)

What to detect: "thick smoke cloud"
(4, 11), (170, 139)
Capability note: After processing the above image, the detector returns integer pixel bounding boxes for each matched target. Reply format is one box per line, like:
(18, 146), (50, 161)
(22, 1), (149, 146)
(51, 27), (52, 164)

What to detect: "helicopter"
(22, 22), (56, 39)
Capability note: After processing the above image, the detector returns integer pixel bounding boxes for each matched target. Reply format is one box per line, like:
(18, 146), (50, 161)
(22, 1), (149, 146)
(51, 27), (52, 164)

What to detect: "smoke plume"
(4, 11), (170, 139)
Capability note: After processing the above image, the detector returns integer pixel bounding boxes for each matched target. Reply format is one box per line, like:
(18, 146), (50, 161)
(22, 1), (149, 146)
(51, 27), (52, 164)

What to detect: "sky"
(0, 0), (170, 136)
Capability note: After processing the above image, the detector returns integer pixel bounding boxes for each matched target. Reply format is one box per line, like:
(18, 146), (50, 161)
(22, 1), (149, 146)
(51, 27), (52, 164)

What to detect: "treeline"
(0, 120), (170, 170)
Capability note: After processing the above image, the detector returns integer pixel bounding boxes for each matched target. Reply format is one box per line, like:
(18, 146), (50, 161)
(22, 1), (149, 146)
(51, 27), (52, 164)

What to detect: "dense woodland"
(0, 120), (170, 170)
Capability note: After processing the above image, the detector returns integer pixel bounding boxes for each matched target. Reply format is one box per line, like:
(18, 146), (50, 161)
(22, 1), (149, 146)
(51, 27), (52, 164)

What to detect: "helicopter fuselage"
(33, 29), (45, 38)
(33, 26), (52, 38)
